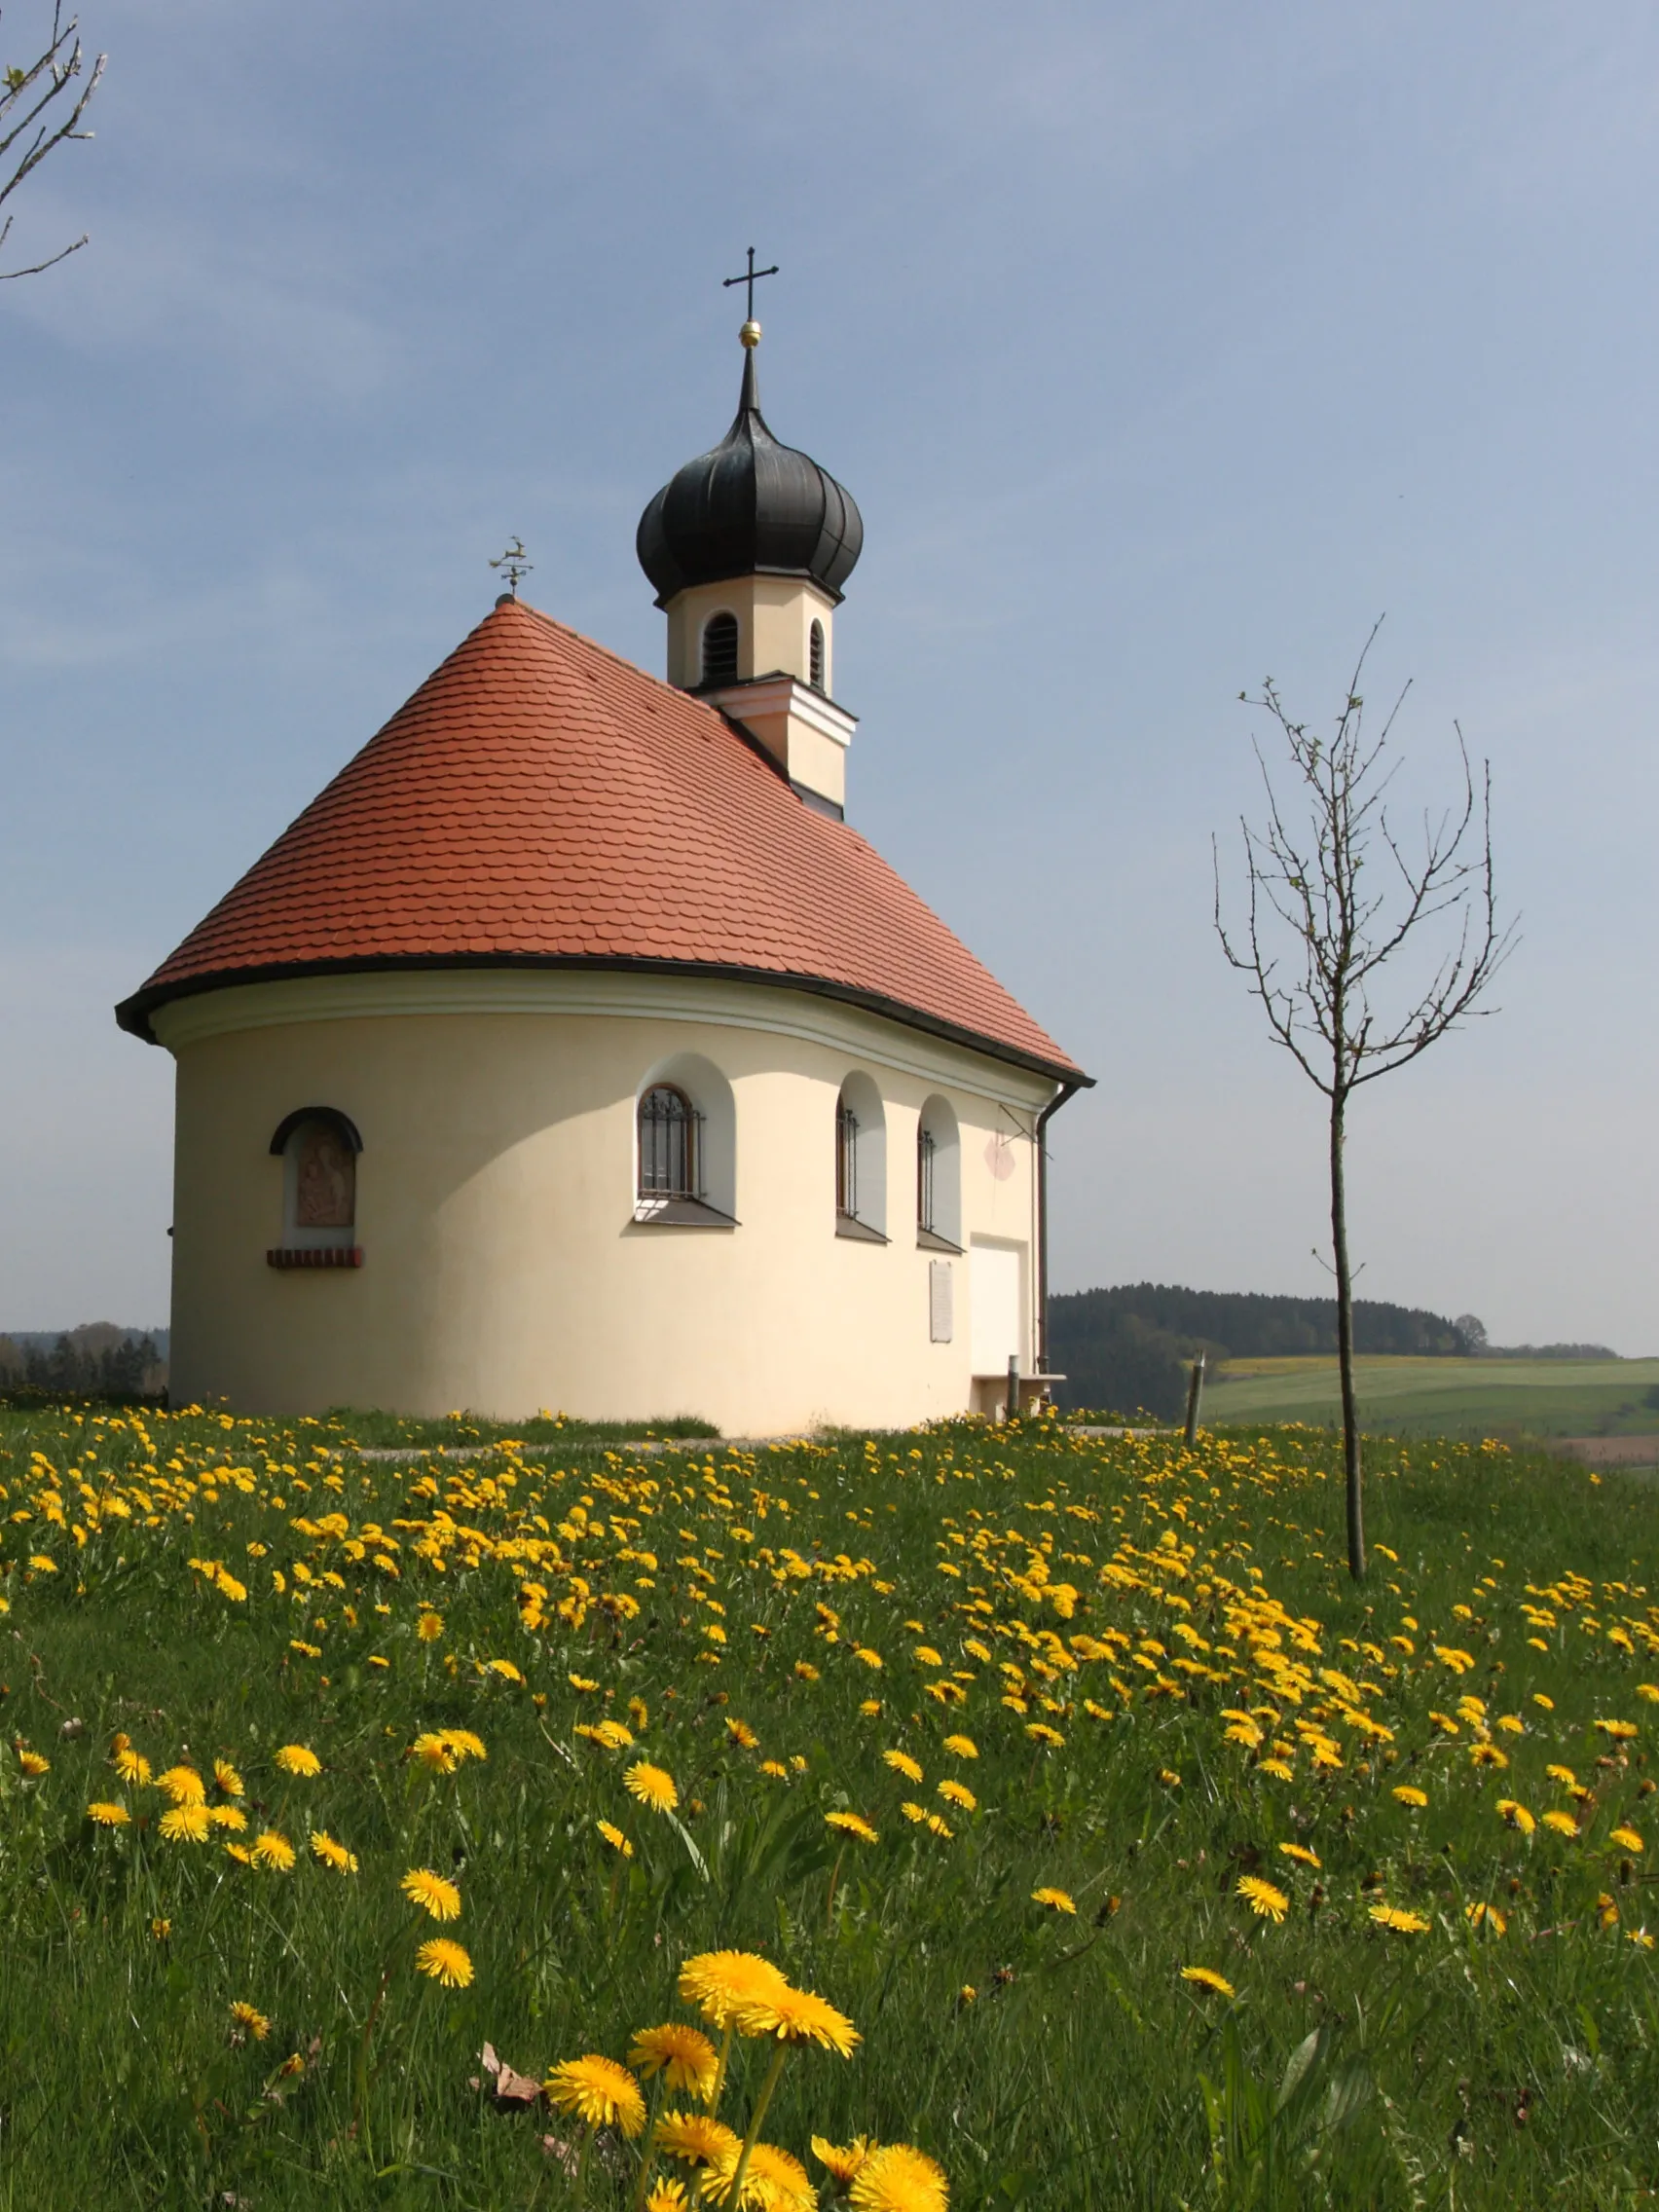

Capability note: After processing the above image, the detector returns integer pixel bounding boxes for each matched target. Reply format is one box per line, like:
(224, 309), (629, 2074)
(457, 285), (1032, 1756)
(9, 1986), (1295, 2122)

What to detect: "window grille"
(702, 612), (739, 685)
(808, 619), (826, 692)
(638, 1085), (702, 1199)
(917, 1125), (937, 1233)
(835, 1098), (860, 1217)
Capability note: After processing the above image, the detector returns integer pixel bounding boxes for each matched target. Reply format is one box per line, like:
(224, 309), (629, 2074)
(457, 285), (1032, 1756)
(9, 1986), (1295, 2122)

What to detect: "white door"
(970, 1242), (1021, 1374)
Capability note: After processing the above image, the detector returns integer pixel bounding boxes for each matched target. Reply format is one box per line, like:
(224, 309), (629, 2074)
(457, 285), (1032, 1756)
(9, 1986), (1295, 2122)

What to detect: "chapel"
(116, 313), (1088, 1434)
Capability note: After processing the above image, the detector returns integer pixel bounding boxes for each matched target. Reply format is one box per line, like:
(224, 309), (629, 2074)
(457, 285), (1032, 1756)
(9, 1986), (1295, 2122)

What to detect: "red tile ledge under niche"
(267, 1246), (364, 1270)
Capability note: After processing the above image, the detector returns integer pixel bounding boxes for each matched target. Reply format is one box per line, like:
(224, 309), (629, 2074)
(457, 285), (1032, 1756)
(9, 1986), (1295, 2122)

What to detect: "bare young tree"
(1214, 621), (1515, 1580)
(1, 4), (104, 280)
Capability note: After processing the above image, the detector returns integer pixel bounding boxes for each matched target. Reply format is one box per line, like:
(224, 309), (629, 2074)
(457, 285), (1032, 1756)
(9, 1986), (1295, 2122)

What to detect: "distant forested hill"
(1049, 1284), (1469, 1421)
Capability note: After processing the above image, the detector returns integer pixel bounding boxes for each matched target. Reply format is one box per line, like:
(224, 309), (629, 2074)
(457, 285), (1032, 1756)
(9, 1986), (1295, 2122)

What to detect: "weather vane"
(489, 536), (533, 598)
(722, 245), (778, 345)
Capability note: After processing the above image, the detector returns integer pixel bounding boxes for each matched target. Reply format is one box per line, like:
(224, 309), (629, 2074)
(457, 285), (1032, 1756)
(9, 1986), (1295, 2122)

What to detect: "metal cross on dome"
(489, 537), (533, 597)
(722, 245), (778, 323)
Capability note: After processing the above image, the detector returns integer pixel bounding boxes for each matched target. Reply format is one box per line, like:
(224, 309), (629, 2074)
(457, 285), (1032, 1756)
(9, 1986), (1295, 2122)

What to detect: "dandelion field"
(1, 1407), (1656, 2209)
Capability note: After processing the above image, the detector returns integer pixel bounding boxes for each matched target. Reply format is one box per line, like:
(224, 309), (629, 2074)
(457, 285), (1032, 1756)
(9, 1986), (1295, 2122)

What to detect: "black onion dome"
(637, 349), (863, 607)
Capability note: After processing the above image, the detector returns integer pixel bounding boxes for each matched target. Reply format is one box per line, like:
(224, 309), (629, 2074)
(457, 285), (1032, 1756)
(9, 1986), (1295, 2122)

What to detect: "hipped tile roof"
(116, 599), (1081, 1082)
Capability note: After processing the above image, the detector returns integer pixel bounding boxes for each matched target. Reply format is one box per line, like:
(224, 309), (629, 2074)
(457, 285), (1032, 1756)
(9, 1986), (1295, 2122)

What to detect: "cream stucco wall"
(155, 969), (1055, 1434)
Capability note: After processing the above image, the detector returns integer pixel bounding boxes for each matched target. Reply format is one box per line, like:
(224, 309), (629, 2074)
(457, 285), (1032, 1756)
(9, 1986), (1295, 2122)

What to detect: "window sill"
(917, 1228), (963, 1255)
(632, 1198), (738, 1229)
(268, 1246), (363, 1270)
(835, 1212), (889, 1245)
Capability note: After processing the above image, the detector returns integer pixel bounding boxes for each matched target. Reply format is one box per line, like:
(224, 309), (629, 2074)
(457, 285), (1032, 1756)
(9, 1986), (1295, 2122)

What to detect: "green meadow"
(0, 1403), (1655, 2208)
(1204, 1357), (1659, 1443)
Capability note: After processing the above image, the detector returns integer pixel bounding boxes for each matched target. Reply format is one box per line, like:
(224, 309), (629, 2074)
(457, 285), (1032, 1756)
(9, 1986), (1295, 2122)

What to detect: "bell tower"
(637, 305), (863, 817)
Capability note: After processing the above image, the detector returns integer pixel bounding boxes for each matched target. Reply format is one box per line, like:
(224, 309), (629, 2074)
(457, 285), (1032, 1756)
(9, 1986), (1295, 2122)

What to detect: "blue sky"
(3, 1), (1655, 1348)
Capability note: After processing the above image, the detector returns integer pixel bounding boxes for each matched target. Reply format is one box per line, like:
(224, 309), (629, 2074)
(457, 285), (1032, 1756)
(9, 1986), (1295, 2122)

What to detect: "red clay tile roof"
(116, 599), (1082, 1082)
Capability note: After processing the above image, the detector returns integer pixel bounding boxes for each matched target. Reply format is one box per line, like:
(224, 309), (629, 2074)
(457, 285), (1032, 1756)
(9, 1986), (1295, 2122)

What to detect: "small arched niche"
(269, 1107), (361, 1260)
(701, 610), (739, 686)
(633, 1051), (737, 1227)
(916, 1094), (962, 1251)
(834, 1070), (887, 1242)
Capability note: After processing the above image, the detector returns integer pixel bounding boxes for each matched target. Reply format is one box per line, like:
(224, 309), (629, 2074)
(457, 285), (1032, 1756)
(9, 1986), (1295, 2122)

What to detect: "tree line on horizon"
(1047, 1283), (1614, 1423)
(0, 1323), (166, 1401)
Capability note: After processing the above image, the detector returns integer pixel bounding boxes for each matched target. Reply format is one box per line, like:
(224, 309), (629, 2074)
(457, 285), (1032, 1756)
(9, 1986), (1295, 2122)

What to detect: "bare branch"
(0, 5), (103, 280)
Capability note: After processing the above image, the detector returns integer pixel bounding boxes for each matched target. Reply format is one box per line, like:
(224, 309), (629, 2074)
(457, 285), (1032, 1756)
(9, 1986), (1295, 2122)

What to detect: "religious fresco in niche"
(293, 1123), (354, 1230)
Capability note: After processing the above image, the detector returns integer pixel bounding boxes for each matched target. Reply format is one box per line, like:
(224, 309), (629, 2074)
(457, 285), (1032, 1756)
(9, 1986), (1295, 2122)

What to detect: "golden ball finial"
(740, 318), (761, 349)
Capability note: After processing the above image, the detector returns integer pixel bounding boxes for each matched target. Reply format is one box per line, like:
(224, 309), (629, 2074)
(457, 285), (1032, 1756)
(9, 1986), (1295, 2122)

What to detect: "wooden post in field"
(1183, 1352), (1206, 1445)
(1006, 1353), (1020, 1424)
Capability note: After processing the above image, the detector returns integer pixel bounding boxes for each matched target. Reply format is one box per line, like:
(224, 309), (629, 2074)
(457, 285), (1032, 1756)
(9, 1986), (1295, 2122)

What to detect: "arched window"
(834, 1073), (887, 1241)
(808, 618), (826, 692)
(702, 611), (739, 685)
(916, 1095), (962, 1251)
(638, 1085), (699, 1200)
(633, 1057), (738, 1228)
(268, 1107), (362, 1268)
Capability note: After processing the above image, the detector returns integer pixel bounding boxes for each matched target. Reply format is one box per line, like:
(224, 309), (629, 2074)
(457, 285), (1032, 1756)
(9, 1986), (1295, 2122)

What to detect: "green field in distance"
(1204, 1353), (1659, 1438)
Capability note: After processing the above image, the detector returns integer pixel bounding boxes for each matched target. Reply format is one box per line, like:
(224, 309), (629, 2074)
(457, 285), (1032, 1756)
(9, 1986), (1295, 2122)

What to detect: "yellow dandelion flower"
(1541, 1810), (1580, 1838)
(87, 1800), (130, 1826)
(938, 1780), (977, 1812)
(900, 1800), (926, 1824)
(1025, 1723), (1065, 1748)
(1610, 1825), (1644, 1853)
(647, 2184), (689, 2212)
(1235, 1876), (1289, 1923)
(625, 1760), (679, 1814)
(251, 1829), (296, 1870)
(415, 1936), (473, 1988)
(1596, 1719), (1638, 1741)
(545, 2053), (646, 2136)
(859, 1699), (882, 1716)
(942, 1733), (978, 1759)
(1031, 1886), (1077, 1915)
(1392, 1785), (1428, 1809)
(224, 1842), (254, 1864)
(1465, 1901), (1507, 1935)
(275, 1744), (321, 1778)
(150, 1917), (170, 1940)
(725, 1717), (759, 1749)
(1181, 1966), (1235, 1997)
(882, 1750), (924, 1784)
(734, 1980), (860, 2055)
(812, 2137), (870, 2186)
(678, 1950), (791, 2031)
(1369, 1903), (1430, 1934)
(1496, 1800), (1536, 1836)
(1258, 1757), (1295, 1781)
(229, 2001), (271, 2042)
(704, 2140), (817, 2210)
(157, 1764), (206, 1806)
(627, 2022), (719, 2103)
(827, 1811), (879, 1844)
(848, 2142), (948, 2212)
(1469, 1743), (1508, 1770)
(1278, 1843), (1320, 1869)
(654, 2109), (742, 2169)
(598, 1819), (634, 1857)
(438, 1727), (488, 1762)
(213, 1759), (244, 1797)
(416, 1610), (444, 1641)
(410, 1732), (458, 1774)
(760, 1759), (790, 1780)
(1545, 1764), (1577, 1788)
(310, 1829), (358, 1873)
(158, 1803), (212, 1844)
(210, 1804), (247, 1831)
(112, 1747), (152, 1787)
(925, 1813), (954, 1838)
(401, 1866), (461, 1920)
(17, 1749), (49, 1777)
(593, 1718), (635, 1750)
(485, 1657), (524, 1683)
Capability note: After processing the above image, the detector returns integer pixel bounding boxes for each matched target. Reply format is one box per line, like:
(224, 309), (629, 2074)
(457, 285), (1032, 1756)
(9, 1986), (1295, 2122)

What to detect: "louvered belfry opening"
(701, 612), (739, 685)
(809, 619), (826, 692)
(638, 1085), (702, 1200)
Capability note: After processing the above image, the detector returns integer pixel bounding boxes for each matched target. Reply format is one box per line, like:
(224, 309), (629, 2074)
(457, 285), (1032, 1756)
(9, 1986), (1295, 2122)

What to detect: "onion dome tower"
(637, 314), (863, 816)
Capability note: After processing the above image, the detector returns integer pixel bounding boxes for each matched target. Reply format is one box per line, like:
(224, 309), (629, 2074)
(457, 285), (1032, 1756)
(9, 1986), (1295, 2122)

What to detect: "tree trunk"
(1330, 1087), (1365, 1579)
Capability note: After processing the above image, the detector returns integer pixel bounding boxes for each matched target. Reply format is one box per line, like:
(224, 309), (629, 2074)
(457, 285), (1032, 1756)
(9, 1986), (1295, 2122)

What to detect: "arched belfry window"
(835, 1095), (859, 1216)
(702, 612), (739, 685)
(808, 619), (826, 692)
(916, 1095), (962, 1251)
(268, 1107), (363, 1269)
(639, 1085), (700, 1201)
